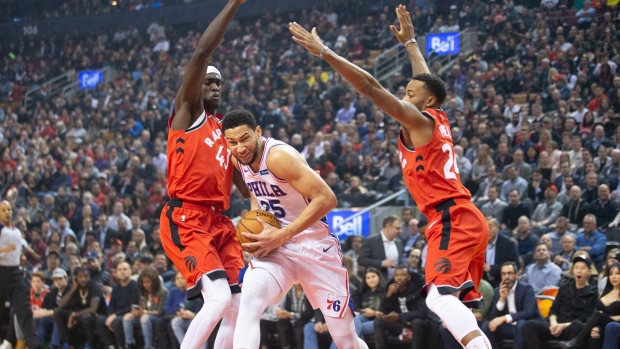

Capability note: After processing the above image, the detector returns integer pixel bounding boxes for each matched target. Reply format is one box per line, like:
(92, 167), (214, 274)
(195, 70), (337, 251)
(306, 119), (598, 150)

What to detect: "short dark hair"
(222, 109), (257, 132)
(501, 261), (519, 273)
(411, 74), (447, 105)
(417, 218), (428, 228)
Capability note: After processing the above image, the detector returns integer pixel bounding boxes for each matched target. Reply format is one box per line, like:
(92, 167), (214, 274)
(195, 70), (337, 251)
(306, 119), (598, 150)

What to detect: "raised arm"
(173, 0), (245, 130)
(390, 5), (430, 76)
(289, 22), (431, 133)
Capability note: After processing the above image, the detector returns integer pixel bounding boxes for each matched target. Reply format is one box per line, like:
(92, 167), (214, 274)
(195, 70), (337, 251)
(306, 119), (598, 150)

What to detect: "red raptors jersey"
(398, 108), (471, 217)
(167, 111), (233, 209)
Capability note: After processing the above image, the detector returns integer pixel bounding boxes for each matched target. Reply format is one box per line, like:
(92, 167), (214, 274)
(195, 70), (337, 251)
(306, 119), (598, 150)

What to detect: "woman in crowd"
(122, 268), (169, 349)
(598, 250), (620, 295)
(353, 267), (387, 340)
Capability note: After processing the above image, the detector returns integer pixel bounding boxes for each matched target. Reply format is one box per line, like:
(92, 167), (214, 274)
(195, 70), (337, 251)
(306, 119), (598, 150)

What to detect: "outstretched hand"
(241, 217), (288, 257)
(389, 5), (415, 44)
(289, 22), (324, 56)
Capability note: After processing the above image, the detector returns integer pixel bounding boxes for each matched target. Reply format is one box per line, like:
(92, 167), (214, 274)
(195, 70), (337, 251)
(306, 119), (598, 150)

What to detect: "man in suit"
(484, 217), (520, 288)
(481, 262), (542, 349)
(358, 215), (403, 281)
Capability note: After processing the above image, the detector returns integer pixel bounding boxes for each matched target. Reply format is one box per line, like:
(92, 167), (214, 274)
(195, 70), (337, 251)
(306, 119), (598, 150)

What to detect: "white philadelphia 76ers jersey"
(238, 137), (330, 242)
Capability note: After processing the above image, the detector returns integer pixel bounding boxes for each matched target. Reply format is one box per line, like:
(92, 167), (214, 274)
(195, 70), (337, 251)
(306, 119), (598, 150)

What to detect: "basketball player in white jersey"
(222, 110), (367, 349)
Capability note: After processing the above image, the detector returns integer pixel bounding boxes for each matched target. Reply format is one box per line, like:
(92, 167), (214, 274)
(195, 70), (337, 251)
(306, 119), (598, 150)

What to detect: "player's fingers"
(255, 217), (270, 227)
(389, 25), (399, 36)
(241, 232), (260, 241)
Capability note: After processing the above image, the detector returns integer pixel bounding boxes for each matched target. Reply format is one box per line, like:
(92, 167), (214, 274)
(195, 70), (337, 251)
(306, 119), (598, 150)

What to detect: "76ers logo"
(326, 293), (341, 312)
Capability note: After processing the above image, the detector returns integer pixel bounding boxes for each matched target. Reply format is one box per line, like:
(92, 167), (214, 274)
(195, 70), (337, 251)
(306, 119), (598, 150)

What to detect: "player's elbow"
(323, 191), (338, 211)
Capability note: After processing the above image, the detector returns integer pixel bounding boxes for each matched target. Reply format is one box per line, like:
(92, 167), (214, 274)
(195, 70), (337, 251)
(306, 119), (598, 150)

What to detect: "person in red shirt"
(158, 1), (249, 349)
(290, 5), (491, 349)
(588, 84), (608, 112)
(30, 271), (50, 311)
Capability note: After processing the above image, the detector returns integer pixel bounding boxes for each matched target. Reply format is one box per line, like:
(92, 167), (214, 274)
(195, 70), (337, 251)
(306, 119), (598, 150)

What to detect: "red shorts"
(160, 199), (244, 300)
(422, 198), (488, 309)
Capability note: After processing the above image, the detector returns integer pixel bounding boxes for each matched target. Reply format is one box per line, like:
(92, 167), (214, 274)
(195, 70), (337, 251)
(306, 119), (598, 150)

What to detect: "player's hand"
(241, 217), (288, 257)
(389, 5), (415, 44)
(289, 22), (324, 57)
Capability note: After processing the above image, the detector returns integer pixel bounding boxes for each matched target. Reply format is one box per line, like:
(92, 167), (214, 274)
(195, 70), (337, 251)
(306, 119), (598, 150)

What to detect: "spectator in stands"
(484, 217), (520, 288)
(597, 250), (619, 295)
(164, 272), (202, 348)
(526, 169), (550, 204)
(34, 268), (67, 349)
(521, 242), (563, 294)
(554, 162), (574, 194)
(531, 184), (563, 233)
(523, 254), (597, 348)
(500, 167), (528, 202)
(590, 184), (619, 231)
(86, 250), (111, 290)
(108, 201), (132, 231)
(358, 215), (403, 281)
(553, 234), (578, 272)
(96, 261), (140, 349)
(480, 185), (508, 223)
(515, 216), (539, 257)
(576, 214), (607, 264)
(473, 164), (503, 203)
(55, 267), (104, 349)
(122, 268), (168, 349)
(501, 190), (531, 232)
(581, 172), (600, 204)
(562, 185), (591, 229)
(401, 218), (420, 259)
(481, 262), (542, 349)
(570, 136), (586, 170)
(494, 142), (514, 173)
(548, 217), (575, 255)
(345, 235), (364, 276)
(373, 265), (427, 349)
(352, 267), (386, 340)
(503, 149), (533, 181)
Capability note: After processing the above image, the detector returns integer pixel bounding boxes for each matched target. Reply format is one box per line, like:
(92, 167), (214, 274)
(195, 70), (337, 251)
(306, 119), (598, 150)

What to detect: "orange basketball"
(236, 210), (281, 253)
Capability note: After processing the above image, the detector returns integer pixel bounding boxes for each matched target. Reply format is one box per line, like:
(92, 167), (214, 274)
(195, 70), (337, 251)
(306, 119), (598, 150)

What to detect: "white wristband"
(319, 46), (329, 58)
(404, 38), (417, 47)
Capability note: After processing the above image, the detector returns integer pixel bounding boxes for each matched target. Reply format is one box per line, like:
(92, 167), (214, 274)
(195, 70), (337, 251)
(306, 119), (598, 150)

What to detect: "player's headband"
(206, 66), (221, 80)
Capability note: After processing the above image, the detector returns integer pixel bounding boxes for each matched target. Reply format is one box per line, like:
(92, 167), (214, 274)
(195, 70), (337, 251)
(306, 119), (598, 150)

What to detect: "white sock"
(181, 276), (231, 349)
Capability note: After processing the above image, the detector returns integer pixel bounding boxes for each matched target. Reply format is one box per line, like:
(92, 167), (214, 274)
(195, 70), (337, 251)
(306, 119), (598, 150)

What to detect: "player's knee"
(201, 277), (232, 312)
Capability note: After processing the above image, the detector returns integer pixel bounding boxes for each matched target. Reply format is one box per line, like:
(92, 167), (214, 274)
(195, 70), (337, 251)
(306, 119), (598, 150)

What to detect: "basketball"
(236, 210), (281, 253)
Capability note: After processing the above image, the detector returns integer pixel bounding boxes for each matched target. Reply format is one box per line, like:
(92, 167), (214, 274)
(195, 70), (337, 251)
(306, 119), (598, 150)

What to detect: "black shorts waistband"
(167, 199), (224, 212)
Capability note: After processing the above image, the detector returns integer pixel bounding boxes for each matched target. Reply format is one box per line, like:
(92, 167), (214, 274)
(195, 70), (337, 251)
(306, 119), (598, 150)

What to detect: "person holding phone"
(122, 268), (169, 349)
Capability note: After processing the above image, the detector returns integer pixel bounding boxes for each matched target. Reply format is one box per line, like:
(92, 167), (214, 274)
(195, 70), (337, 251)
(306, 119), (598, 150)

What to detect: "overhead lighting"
(111, 1), (118, 5)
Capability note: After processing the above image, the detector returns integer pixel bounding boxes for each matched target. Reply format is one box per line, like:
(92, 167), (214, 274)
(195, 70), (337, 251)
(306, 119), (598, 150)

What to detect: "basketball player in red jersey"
(160, 1), (250, 349)
(290, 5), (491, 349)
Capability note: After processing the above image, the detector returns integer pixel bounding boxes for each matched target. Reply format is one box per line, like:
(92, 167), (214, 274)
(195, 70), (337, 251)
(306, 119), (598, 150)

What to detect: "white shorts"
(247, 234), (351, 318)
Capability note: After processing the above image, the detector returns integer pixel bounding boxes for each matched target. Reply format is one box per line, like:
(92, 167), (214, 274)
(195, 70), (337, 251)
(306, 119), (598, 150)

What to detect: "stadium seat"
(536, 296), (555, 319)
(539, 286), (559, 298)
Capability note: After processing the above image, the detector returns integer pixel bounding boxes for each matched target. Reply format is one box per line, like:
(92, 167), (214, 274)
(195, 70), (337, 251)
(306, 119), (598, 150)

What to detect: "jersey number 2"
(441, 144), (460, 180)
(216, 145), (232, 169)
